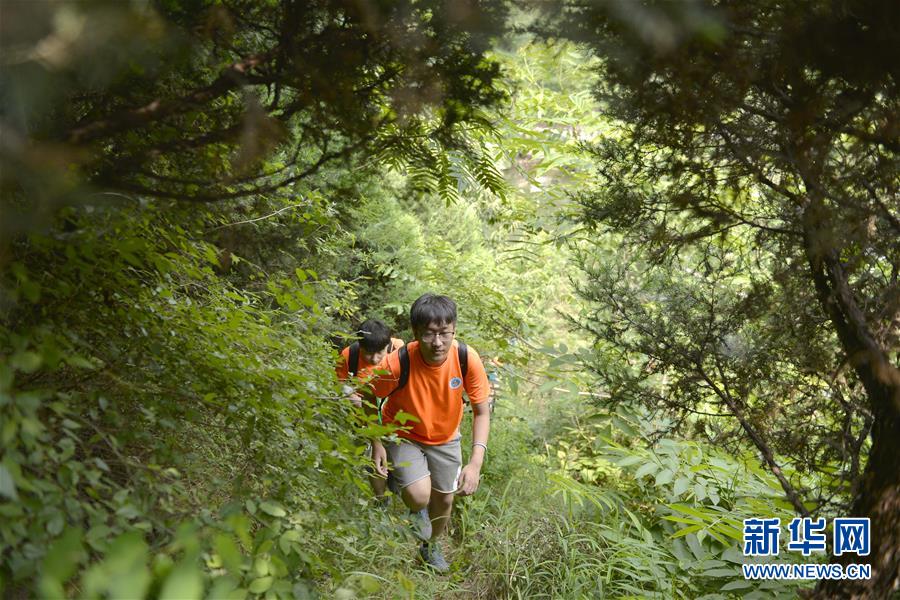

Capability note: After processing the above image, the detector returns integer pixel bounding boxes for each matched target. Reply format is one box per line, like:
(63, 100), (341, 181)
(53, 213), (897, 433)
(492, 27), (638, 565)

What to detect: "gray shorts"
(385, 437), (462, 494)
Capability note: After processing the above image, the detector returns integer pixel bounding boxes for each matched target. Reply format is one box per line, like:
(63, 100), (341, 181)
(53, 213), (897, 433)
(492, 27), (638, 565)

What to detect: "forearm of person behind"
(359, 351), (399, 478)
(358, 387), (389, 476)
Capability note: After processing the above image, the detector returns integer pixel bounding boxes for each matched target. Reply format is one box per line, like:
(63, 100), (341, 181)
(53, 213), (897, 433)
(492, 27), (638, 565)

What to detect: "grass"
(326, 399), (665, 599)
(322, 387), (812, 599)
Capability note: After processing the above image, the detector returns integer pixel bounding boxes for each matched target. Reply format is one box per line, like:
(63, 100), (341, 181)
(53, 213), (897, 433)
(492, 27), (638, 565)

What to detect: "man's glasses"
(421, 330), (455, 343)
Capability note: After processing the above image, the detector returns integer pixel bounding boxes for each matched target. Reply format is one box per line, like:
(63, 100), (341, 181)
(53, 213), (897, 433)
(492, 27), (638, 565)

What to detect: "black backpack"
(347, 341), (362, 377)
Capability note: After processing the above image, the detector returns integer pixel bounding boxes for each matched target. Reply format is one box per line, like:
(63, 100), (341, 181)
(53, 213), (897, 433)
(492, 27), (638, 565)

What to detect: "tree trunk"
(802, 204), (900, 598)
(811, 392), (900, 598)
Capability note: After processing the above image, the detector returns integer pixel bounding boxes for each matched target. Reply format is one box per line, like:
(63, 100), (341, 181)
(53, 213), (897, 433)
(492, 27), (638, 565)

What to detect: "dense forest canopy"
(1, 0), (507, 218)
(1, 1), (897, 598)
(537, 1), (899, 596)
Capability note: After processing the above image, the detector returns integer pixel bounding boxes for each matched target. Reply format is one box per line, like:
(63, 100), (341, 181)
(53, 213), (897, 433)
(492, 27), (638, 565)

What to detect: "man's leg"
(401, 476), (431, 511)
(428, 490), (454, 538)
(422, 437), (462, 537)
(385, 441), (431, 507)
(401, 439), (460, 537)
(414, 438), (461, 572)
(384, 441), (433, 540)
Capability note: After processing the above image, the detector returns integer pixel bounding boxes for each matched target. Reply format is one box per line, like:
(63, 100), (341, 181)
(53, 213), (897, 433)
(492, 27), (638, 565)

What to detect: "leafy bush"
(0, 200), (379, 597)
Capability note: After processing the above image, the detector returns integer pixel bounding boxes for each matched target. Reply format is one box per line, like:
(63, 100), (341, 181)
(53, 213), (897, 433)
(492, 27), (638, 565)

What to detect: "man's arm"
(361, 355), (399, 477)
(335, 348), (363, 406)
(456, 398), (490, 496)
(360, 387), (389, 476)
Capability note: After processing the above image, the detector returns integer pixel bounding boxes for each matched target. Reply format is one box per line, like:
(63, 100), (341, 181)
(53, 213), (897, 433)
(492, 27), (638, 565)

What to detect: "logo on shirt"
(449, 377), (463, 389)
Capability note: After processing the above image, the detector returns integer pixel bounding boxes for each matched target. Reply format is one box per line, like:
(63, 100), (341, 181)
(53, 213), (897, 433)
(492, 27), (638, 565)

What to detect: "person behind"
(336, 319), (403, 385)
(366, 293), (491, 572)
(335, 318), (402, 500)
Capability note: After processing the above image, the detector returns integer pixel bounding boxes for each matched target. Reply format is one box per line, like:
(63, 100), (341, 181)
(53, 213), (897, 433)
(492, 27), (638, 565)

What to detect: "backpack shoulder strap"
(389, 345), (410, 397)
(348, 341), (360, 377)
(457, 342), (468, 379)
(457, 342), (469, 406)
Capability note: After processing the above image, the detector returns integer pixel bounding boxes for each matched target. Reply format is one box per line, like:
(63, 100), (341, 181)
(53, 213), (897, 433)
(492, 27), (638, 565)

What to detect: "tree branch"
(66, 51), (276, 144)
(98, 134), (372, 202)
(700, 356), (812, 517)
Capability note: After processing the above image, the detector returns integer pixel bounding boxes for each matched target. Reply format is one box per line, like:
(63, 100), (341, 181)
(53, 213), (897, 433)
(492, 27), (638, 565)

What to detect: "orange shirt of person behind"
(335, 336), (404, 380)
(335, 318), (403, 409)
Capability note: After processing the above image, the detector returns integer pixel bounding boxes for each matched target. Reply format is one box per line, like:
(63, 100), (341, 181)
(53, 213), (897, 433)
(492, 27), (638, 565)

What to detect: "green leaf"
(722, 548), (746, 564)
(40, 526), (85, 584)
(66, 354), (96, 369)
(1, 418), (15, 445)
(253, 556), (269, 577)
(0, 464), (18, 501)
(11, 351), (42, 373)
(228, 514), (253, 550)
(47, 513), (65, 536)
(278, 530), (301, 554)
(259, 501), (286, 517)
(392, 411), (420, 425)
(720, 579), (753, 591)
(206, 577), (241, 600)
(669, 503), (713, 520)
(213, 534), (243, 575)
(694, 483), (708, 502)
(704, 567), (739, 577)
(84, 532), (151, 600)
(249, 576), (273, 594)
(159, 557), (203, 600)
(670, 524), (703, 538)
(673, 477), (691, 496)
(357, 574), (381, 593)
(686, 532), (707, 561)
(715, 524), (744, 541)
(663, 515), (702, 525)
(655, 468), (674, 486)
(615, 455), (643, 467)
(635, 462), (658, 479)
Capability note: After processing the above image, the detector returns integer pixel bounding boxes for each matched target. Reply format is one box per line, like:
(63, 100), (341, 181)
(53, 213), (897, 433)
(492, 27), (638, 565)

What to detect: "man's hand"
(371, 442), (388, 477)
(455, 462), (481, 496)
(341, 384), (364, 408)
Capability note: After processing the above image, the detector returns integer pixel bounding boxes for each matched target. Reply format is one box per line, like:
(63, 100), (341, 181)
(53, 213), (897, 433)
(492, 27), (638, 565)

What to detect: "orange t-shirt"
(369, 340), (490, 445)
(335, 337), (405, 380)
(335, 345), (377, 380)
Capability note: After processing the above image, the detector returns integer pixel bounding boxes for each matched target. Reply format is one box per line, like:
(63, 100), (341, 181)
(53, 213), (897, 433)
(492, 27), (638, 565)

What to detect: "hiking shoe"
(418, 541), (450, 573)
(409, 507), (432, 541)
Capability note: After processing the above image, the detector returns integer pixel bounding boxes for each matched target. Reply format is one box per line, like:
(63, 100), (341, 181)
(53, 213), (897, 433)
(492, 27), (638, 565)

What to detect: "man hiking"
(366, 293), (491, 572)
(335, 318), (403, 501)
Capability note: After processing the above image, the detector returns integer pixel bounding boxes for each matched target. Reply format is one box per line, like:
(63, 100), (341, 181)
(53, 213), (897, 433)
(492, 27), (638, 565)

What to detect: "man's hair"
(357, 319), (391, 353)
(410, 293), (457, 331)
